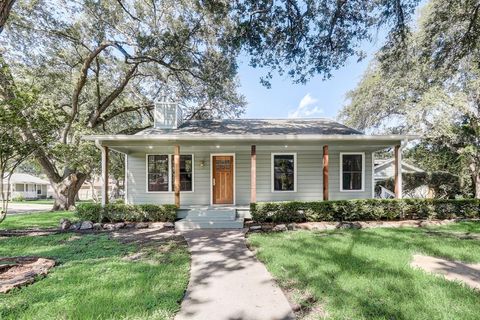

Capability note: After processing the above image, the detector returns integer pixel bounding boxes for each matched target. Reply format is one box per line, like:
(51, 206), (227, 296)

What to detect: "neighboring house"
(1, 173), (49, 200)
(78, 178), (120, 201)
(84, 102), (417, 229)
(374, 159), (430, 199)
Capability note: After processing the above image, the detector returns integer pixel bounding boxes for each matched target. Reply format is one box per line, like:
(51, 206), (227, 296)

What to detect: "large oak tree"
(3, 0), (479, 208)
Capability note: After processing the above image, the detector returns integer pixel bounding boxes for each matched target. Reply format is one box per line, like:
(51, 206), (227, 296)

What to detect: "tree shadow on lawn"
(250, 229), (480, 320)
(0, 232), (190, 320)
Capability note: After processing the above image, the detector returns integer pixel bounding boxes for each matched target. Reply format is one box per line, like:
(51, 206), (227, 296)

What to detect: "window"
(147, 154), (194, 192)
(341, 153), (364, 191)
(272, 153), (296, 192)
(147, 155), (169, 191)
(172, 155), (193, 191)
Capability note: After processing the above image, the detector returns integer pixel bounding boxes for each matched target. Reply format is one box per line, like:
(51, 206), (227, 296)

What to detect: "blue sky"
(237, 0), (428, 120)
(237, 40), (382, 120)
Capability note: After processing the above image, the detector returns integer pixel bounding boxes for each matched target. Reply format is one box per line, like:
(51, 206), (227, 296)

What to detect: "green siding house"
(84, 102), (416, 230)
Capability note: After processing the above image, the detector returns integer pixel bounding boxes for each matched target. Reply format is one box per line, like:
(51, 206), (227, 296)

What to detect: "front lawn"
(248, 222), (480, 320)
(0, 211), (75, 230)
(0, 233), (190, 319)
(426, 220), (480, 233)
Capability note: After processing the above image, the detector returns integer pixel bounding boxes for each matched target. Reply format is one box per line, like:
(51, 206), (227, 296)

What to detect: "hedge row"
(75, 203), (177, 223)
(250, 199), (480, 223)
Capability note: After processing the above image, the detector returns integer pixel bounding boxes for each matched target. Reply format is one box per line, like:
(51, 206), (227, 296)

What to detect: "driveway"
(7, 203), (53, 215)
(176, 230), (294, 320)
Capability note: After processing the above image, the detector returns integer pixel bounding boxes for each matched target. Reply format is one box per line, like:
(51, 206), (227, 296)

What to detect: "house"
(374, 159), (431, 199)
(84, 102), (417, 229)
(78, 177), (120, 201)
(374, 158), (424, 182)
(1, 173), (49, 200)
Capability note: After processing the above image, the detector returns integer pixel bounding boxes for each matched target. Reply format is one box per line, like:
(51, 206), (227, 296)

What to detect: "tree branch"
(0, 0), (16, 34)
(87, 63), (140, 128)
(63, 42), (115, 143)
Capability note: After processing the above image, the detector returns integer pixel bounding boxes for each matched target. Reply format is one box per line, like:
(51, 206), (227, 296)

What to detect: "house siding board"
(126, 144), (374, 205)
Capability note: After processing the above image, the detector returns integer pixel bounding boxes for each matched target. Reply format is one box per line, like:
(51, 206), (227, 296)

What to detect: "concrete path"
(7, 203), (52, 215)
(176, 230), (294, 320)
(411, 254), (480, 290)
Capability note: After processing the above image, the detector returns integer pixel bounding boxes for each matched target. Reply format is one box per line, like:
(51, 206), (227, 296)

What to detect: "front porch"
(96, 141), (406, 209)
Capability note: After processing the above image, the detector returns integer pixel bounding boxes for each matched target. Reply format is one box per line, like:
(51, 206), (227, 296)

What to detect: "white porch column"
(101, 145), (109, 207)
(394, 145), (403, 199)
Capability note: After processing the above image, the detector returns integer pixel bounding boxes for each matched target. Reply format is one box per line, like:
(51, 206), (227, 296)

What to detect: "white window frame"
(146, 153), (194, 193)
(271, 152), (297, 193)
(340, 152), (365, 192)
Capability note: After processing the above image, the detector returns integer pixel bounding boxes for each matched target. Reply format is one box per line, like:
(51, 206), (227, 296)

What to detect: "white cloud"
(288, 93), (324, 118)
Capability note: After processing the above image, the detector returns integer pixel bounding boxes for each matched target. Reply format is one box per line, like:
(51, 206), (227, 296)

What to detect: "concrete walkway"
(176, 230), (294, 320)
(8, 203), (52, 215)
(411, 254), (480, 290)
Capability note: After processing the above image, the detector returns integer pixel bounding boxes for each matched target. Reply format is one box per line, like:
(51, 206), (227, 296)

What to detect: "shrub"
(12, 195), (25, 202)
(382, 171), (461, 199)
(75, 203), (103, 222)
(250, 199), (480, 223)
(74, 203), (177, 223)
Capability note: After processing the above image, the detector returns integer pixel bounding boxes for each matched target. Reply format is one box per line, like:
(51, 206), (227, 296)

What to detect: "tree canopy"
(339, 0), (480, 198)
(2, 0), (480, 207)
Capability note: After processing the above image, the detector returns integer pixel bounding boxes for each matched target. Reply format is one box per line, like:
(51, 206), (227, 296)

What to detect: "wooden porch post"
(174, 145), (180, 208)
(394, 145), (402, 199)
(251, 145), (256, 203)
(323, 145), (329, 201)
(101, 145), (109, 207)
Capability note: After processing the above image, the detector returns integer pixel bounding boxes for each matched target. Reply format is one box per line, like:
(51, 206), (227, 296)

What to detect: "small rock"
(69, 222), (81, 230)
(287, 223), (297, 231)
(93, 223), (102, 230)
(336, 221), (362, 229)
(273, 224), (287, 232)
(80, 221), (94, 230)
(59, 218), (71, 231)
(135, 222), (149, 229)
(250, 225), (262, 231)
(115, 222), (126, 229)
(103, 223), (116, 230)
(163, 222), (174, 228)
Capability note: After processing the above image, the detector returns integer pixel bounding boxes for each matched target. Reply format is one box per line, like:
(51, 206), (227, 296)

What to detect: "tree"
(4, 0), (479, 209)
(339, 2), (480, 198)
(2, 0), (247, 210)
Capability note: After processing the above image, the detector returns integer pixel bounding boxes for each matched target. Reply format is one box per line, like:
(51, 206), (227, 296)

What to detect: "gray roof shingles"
(135, 118), (362, 136)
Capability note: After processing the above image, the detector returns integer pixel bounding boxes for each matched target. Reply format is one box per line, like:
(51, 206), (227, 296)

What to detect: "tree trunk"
(50, 172), (87, 210)
(475, 172), (480, 199)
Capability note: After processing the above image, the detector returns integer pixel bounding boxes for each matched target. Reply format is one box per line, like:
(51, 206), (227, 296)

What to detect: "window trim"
(271, 152), (297, 193)
(145, 153), (194, 193)
(339, 152), (365, 192)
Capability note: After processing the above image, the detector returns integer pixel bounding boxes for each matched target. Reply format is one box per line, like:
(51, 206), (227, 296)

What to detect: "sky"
(237, 0), (428, 121)
(237, 39), (383, 121)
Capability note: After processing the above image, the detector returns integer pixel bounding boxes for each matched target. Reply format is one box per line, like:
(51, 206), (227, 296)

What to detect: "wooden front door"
(212, 156), (234, 204)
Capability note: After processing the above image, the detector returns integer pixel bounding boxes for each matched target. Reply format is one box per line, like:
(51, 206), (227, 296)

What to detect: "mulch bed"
(0, 257), (55, 293)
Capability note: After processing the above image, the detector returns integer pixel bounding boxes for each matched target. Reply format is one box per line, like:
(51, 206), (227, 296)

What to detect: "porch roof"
(83, 118), (419, 153)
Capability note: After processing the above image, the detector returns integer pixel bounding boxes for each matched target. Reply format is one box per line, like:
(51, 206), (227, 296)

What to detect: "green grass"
(248, 224), (480, 320)
(0, 233), (190, 319)
(426, 221), (480, 233)
(0, 211), (76, 230)
(11, 199), (94, 205)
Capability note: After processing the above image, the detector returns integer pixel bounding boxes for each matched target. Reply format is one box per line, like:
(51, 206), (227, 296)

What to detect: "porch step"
(175, 208), (244, 230)
(175, 218), (244, 231)
(182, 209), (236, 220)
